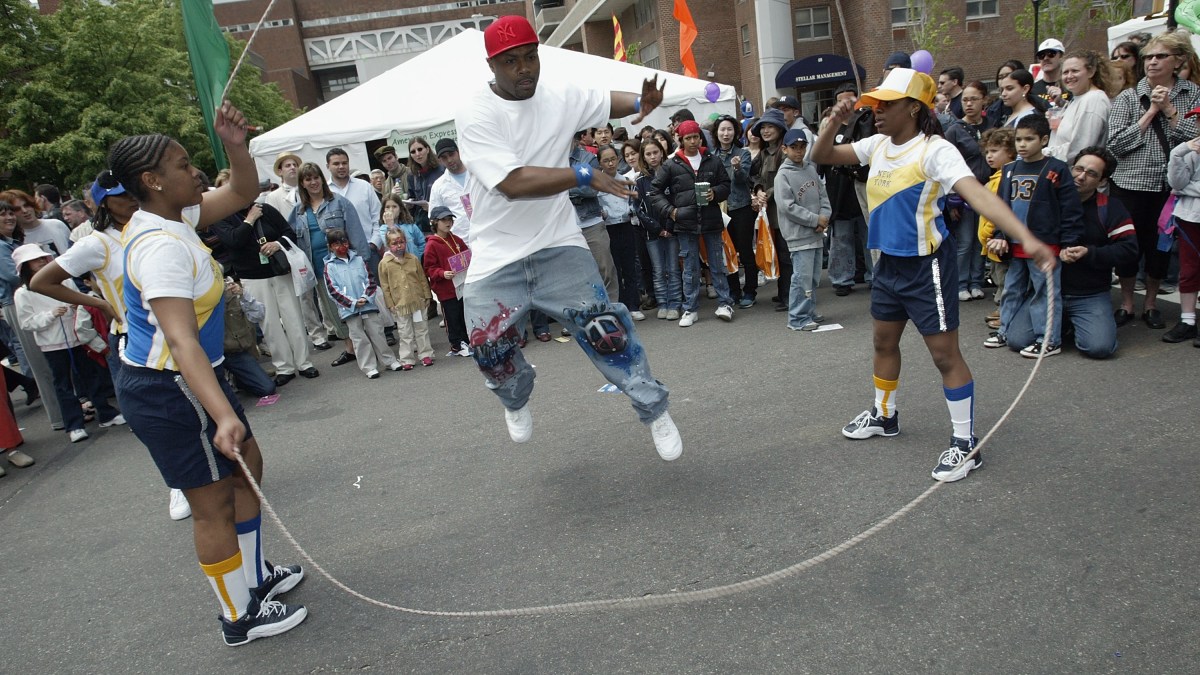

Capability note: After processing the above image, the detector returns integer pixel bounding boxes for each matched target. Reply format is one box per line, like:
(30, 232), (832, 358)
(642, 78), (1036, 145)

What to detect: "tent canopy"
(249, 29), (738, 178)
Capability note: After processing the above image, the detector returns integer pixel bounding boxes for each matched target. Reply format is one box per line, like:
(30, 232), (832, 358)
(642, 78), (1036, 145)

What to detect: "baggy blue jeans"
(998, 257), (1063, 347)
(788, 248), (822, 328)
(463, 246), (669, 423)
(677, 231), (733, 312)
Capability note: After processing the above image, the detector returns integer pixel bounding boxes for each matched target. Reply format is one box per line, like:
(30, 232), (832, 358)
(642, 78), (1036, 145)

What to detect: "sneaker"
(68, 429), (89, 443)
(386, 362), (403, 371)
(958, 290), (971, 301)
(931, 436), (982, 482)
(657, 307), (668, 319)
(841, 408), (900, 439)
(787, 321), (819, 331)
(649, 411), (683, 461)
(366, 369), (380, 379)
(168, 488), (191, 521)
(505, 405), (533, 443)
(665, 309), (680, 321)
(983, 333), (1007, 349)
(1163, 321), (1198, 343)
(254, 561), (305, 602)
(6, 450), (34, 467)
(1159, 282), (1178, 295)
(715, 305), (734, 321)
(220, 594), (307, 647)
(678, 311), (698, 327)
(455, 345), (472, 357)
(737, 296), (756, 308)
(706, 285), (718, 299)
(99, 413), (127, 428)
(630, 310), (646, 321)
(421, 357), (434, 367)
(834, 285), (852, 296)
(1019, 341), (1060, 358)
(970, 288), (985, 299)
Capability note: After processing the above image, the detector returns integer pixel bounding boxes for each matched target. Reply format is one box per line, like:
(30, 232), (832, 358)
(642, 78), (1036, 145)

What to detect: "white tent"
(249, 29), (738, 178)
(1106, 12), (1200, 53)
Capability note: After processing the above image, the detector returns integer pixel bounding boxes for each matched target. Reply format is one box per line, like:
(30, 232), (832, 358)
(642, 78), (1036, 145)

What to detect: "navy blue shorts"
(870, 243), (960, 336)
(116, 363), (254, 490)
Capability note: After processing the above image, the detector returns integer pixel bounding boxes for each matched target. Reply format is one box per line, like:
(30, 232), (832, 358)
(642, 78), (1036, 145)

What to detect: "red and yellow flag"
(673, 0), (698, 78)
(613, 13), (627, 62)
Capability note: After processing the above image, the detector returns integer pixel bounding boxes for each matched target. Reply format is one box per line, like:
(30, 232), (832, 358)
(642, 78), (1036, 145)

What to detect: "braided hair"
(90, 169), (122, 232)
(107, 134), (174, 202)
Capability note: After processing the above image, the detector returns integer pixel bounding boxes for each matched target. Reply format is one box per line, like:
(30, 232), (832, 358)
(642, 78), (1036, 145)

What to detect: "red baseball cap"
(676, 120), (702, 138)
(484, 16), (539, 59)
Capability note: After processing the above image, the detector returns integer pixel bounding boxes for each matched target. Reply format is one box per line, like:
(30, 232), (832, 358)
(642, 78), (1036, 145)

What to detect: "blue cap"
(782, 128), (808, 146)
(90, 170), (126, 205)
(429, 205), (456, 221)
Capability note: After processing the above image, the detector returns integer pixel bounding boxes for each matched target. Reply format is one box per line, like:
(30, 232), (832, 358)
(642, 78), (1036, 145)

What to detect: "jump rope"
(223, 1), (1056, 617)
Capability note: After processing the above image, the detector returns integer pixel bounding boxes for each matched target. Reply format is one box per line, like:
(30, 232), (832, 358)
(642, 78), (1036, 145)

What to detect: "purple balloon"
(911, 50), (934, 75)
(705, 82), (720, 103)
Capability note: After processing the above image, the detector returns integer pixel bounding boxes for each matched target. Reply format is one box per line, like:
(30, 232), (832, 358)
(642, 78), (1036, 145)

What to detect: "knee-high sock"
(874, 375), (898, 418)
(235, 514), (271, 588)
(944, 381), (974, 441)
(201, 551), (251, 622)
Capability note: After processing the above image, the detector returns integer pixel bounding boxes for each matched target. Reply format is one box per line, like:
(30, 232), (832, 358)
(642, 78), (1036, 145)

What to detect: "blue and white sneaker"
(841, 407), (900, 439)
(221, 594), (307, 647)
(254, 560), (305, 602)
(931, 436), (982, 482)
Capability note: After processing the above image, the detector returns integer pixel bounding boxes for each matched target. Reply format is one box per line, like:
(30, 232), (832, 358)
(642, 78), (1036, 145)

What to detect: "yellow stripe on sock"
(873, 376), (898, 418)
(201, 551), (244, 622)
(873, 376), (898, 391)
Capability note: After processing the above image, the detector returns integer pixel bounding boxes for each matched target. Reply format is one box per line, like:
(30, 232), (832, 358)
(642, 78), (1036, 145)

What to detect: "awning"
(775, 54), (865, 89)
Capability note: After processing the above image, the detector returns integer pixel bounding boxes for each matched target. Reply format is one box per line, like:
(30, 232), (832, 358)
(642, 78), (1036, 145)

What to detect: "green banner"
(181, 0), (232, 169)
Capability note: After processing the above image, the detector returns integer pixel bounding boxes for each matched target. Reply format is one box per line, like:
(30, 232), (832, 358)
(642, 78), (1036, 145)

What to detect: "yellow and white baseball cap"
(857, 68), (937, 109)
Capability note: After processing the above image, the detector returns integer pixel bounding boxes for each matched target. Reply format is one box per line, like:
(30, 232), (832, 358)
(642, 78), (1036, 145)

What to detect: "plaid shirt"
(1108, 77), (1200, 192)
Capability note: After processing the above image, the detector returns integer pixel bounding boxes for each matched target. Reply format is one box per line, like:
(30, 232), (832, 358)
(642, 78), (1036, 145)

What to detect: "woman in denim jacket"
(713, 115), (756, 307)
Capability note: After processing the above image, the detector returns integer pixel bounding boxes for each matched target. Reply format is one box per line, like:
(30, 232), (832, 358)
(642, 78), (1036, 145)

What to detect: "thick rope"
(233, 276), (1057, 618)
(219, 0), (280, 103)
(832, 0), (864, 95)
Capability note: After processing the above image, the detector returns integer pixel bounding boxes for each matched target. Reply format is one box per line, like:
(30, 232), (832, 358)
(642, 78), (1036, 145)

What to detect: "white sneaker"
(504, 405), (533, 443)
(68, 429), (89, 443)
(455, 345), (472, 357)
(657, 308), (668, 319)
(386, 362), (403, 371)
(169, 488), (192, 521)
(665, 309), (680, 321)
(969, 288), (985, 299)
(706, 285), (717, 299)
(715, 305), (734, 322)
(365, 369), (380, 379)
(99, 413), (126, 428)
(630, 310), (646, 321)
(678, 311), (698, 327)
(958, 290), (971, 301)
(649, 411), (683, 461)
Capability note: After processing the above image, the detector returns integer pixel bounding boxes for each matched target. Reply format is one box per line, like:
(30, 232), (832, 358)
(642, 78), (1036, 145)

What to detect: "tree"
(0, 0), (298, 192)
(1014, 0), (1135, 51)
(904, 0), (956, 63)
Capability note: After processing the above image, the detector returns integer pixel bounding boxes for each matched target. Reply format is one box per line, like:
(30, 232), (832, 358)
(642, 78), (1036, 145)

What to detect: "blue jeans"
(463, 246), (669, 423)
(1006, 291), (1117, 358)
(828, 215), (870, 287)
(222, 350), (277, 397)
(678, 231), (733, 312)
(645, 236), (682, 311)
(43, 347), (119, 432)
(998, 257), (1063, 347)
(956, 209), (985, 292)
(788, 248), (822, 327)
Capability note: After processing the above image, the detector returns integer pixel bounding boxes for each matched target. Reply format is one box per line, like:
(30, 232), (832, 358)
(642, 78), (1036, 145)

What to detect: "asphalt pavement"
(1, 280), (1197, 674)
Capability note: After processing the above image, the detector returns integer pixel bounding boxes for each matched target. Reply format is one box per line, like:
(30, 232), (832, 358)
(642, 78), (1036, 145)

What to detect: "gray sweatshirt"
(1167, 139), (1200, 223)
(773, 157), (831, 252)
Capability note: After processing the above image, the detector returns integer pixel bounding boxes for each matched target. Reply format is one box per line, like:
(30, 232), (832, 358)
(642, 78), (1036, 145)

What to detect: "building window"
(634, 0), (654, 29)
(965, 0), (999, 18)
(891, 0), (924, 26)
(641, 41), (660, 70)
(316, 65), (360, 100)
(741, 25), (751, 55)
(794, 6), (831, 42)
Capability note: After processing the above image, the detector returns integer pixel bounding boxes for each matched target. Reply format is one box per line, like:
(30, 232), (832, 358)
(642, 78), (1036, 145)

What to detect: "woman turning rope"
(812, 69), (1056, 482)
(109, 102), (307, 645)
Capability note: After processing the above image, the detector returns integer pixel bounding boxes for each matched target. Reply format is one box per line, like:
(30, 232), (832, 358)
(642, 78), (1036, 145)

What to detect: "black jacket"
(649, 148), (731, 235)
(209, 203), (294, 280)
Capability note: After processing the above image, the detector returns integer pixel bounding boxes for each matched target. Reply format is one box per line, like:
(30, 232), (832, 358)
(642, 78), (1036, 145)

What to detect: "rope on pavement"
(234, 279), (1056, 618)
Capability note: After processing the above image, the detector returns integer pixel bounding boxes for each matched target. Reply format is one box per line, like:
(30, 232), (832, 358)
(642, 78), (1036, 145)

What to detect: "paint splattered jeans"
(463, 245), (669, 424)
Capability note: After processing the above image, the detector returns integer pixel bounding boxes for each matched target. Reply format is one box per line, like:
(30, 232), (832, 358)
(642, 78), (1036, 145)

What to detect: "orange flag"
(613, 13), (627, 62)
(673, 0), (698, 78)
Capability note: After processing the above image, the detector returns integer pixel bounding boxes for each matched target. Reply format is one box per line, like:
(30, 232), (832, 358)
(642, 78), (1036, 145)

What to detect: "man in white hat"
(264, 151), (302, 221)
(1032, 38), (1070, 107)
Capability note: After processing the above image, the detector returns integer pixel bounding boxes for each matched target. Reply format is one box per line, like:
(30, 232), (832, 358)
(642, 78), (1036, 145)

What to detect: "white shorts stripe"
(930, 257), (948, 332)
(174, 375), (220, 482)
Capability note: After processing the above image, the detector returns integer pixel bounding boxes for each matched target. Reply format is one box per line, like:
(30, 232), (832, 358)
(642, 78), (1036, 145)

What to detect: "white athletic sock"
(201, 551), (252, 622)
(235, 514), (271, 588)
(944, 381), (974, 441)
(873, 376), (898, 418)
(1181, 312), (1195, 326)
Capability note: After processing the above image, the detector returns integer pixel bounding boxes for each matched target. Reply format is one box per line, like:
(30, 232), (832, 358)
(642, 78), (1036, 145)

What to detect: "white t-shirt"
(428, 170), (473, 242)
(56, 228), (128, 332)
(456, 78), (610, 282)
(22, 218), (72, 257)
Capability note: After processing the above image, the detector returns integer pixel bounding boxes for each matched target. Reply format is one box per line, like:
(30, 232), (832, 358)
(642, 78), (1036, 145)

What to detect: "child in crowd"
(12, 244), (123, 442)
(1165, 127), (1200, 346)
(322, 228), (400, 378)
(774, 128), (831, 331)
(423, 206), (470, 356)
(221, 277), (277, 397)
(378, 227), (435, 369)
(977, 127), (1018, 330)
(985, 115), (1083, 357)
(380, 193), (426, 262)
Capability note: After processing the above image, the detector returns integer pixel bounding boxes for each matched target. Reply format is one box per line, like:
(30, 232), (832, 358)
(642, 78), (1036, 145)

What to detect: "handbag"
(280, 237), (317, 295)
(253, 220), (290, 276)
(754, 207), (780, 280)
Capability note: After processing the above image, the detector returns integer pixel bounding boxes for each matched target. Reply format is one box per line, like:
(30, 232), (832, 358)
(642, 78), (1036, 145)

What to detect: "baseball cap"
(429, 206), (456, 221)
(676, 120), (702, 138)
(435, 138), (458, 157)
(1037, 39), (1065, 56)
(484, 15), (539, 59)
(90, 169), (126, 205)
(782, 129), (808, 146)
(774, 96), (802, 110)
(884, 52), (911, 70)
(857, 67), (937, 109)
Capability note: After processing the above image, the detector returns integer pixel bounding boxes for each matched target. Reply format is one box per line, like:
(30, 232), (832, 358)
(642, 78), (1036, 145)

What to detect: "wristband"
(634, 96), (641, 113)
(573, 163), (593, 188)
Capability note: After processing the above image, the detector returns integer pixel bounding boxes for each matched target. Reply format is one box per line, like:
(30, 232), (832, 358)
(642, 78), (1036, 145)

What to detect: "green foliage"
(625, 41), (641, 66)
(905, 0), (956, 61)
(1014, 0), (1134, 49)
(0, 0), (298, 192)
